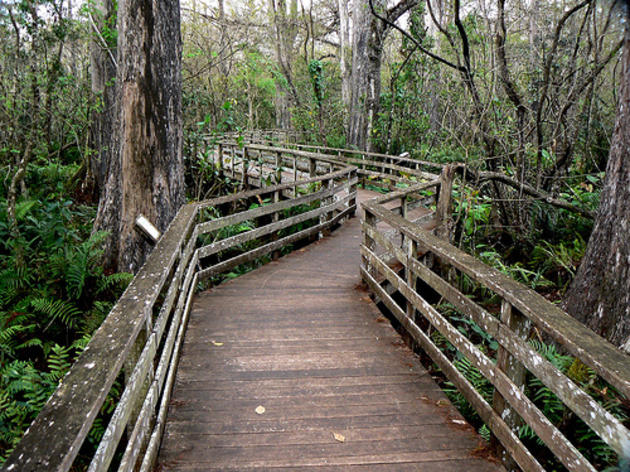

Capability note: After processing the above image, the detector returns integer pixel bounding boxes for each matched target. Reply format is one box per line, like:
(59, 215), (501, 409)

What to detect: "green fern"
(44, 344), (72, 383)
(64, 231), (108, 300)
(96, 272), (133, 296)
(31, 298), (82, 330)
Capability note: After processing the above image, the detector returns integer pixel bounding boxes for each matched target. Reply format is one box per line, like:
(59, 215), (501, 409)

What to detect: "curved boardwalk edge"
(156, 191), (503, 471)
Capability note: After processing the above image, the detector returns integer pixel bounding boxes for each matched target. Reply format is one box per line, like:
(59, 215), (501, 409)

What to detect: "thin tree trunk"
(338, 0), (351, 113)
(348, 0), (417, 151)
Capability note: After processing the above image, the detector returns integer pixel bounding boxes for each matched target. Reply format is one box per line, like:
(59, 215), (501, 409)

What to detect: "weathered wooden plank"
(152, 224), (197, 341)
(139, 272), (197, 472)
(366, 202), (630, 458)
(87, 334), (157, 472)
(159, 437), (483, 467)
(198, 194), (352, 259)
(158, 192), (500, 472)
(197, 167), (354, 210)
(197, 205), (355, 280)
(149, 461), (498, 472)
(196, 179), (354, 236)
(369, 180), (440, 206)
(250, 140), (446, 172)
(118, 380), (158, 472)
(161, 424), (464, 447)
(373, 229), (628, 457)
(351, 157), (438, 180)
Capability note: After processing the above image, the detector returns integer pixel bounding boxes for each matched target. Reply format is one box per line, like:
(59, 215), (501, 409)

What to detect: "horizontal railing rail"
(214, 138), (441, 193)
(2, 150), (356, 472)
(360, 187), (630, 472)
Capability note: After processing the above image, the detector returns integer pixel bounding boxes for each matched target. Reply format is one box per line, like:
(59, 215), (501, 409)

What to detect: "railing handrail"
(360, 187), (630, 472)
(217, 130), (445, 171)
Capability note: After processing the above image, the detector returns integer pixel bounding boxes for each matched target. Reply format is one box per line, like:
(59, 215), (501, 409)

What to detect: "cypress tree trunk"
(348, 0), (417, 151)
(94, 0), (185, 273)
(348, 0), (384, 151)
(564, 14), (630, 350)
(89, 0), (117, 193)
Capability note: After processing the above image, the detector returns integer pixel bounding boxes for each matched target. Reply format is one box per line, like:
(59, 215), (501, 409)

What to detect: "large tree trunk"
(348, 0), (417, 151)
(269, 0), (299, 129)
(348, 0), (385, 151)
(93, 0), (185, 273)
(564, 16), (630, 351)
(89, 0), (117, 193)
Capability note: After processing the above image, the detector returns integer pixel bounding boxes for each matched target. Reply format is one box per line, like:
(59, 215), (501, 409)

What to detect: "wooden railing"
(360, 186), (630, 472)
(224, 128), (300, 144)
(2, 152), (356, 472)
(215, 138), (441, 192)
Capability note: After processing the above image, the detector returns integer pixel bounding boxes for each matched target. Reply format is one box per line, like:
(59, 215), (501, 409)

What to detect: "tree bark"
(94, 0), (185, 273)
(348, 0), (417, 151)
(89, 0), (117, 193)
(348, 0), (384, 151)
(338, 0), (351, 113)
(269, 0), (299, 129)
(564, 14), (630, 351)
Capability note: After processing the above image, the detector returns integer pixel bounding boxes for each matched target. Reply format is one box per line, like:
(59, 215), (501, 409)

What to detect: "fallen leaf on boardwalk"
(255, 405), (266, 415)
(333, 432), (345, 442)
(451, 419), (466, 425)
(211, 341), (224, 346)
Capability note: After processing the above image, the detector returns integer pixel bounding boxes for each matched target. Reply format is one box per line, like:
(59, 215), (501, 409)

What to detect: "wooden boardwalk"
(156, 191), (503, 471)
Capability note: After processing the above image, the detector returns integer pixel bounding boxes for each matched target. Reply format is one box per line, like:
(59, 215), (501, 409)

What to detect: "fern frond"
(71, 333), (92, 351)
(45, 344), (72, 383)
(96, 272), (133, 295)
(31, 298), (82, 330)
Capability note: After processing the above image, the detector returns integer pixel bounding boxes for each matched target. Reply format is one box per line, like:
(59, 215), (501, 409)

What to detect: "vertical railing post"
(319, 178), (333, 239)
(361, 153), (367, 188)
(275, 151), (282, 185)
(349, 169), (357, 218)
(217, 143), (223, 174)
(292, 155), (298, 197)
(491, 300), (529, 472)
(272, 190), (281, 260)
(242, 146), (249, 189)
(309, 157), (316, 178)
(436, 164), (455, 241)
(406, 239), (418, 323)
(229, 144), (235, 179)
(361, 208), (377, 279)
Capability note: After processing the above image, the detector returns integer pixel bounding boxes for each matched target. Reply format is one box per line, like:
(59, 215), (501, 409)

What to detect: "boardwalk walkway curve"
(156, 189), (501, 471)
(3, 135), (629, 472)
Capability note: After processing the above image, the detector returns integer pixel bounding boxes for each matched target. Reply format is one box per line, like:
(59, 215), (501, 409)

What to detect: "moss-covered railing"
(360, 185), (630, 472)
(2, 153), (356, 472)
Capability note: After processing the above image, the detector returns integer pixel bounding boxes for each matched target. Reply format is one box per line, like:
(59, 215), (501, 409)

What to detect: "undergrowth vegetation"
(0, 164), (133, 461)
